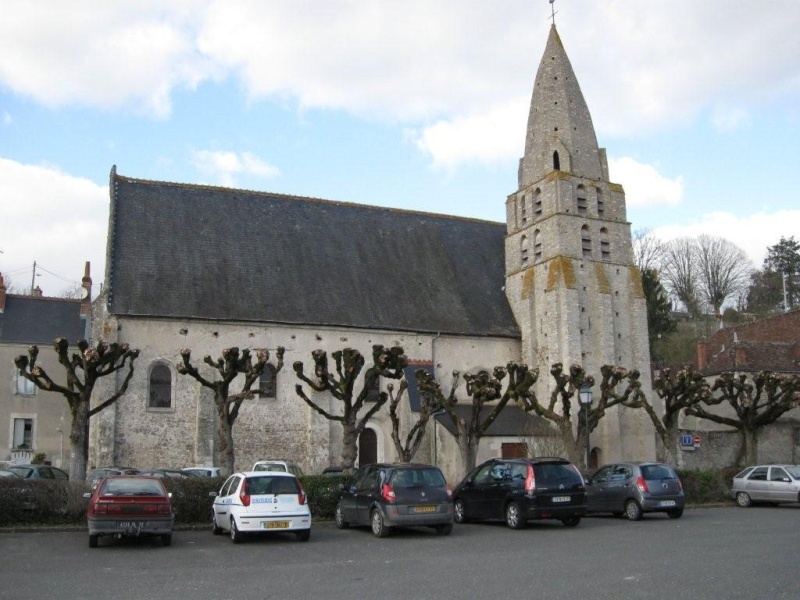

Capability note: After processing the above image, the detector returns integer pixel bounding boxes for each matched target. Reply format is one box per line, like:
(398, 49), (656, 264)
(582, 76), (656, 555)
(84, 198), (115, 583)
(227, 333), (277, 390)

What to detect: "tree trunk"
(655, 422), (681, 468)
(69, 401), (90, 481)
(457, 435), (477, 474)
(341, 420), (358, 471)
(738, 428), (758, 467)
(216, 404), (236, 476)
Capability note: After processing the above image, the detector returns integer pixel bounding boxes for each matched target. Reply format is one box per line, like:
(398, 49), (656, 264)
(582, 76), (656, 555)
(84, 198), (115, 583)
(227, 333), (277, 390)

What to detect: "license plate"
(264, 521), (290, 529)
(118, 521), (143, 530)
(411, 505), (437, 514)
(659, 500), (676, 507)
(552, 496), (571, 503)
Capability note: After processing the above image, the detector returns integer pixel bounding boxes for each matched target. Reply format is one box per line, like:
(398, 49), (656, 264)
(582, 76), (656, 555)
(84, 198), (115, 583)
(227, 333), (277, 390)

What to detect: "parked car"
(730, 464), (800, 507)
(6, 464), (69, 480)
(182, 467), (222, 478)
(0, 469), (21, 478)
(251, 460), (304, 477)
(210, 471), (311, 543)
(87, 467), (140, 489)
(453, 457), (586, 529)
(138, 468), (200, 479)
(585, 461), (685, 520)
(83, 475), (175, 548)
(335, 463), (453, 537)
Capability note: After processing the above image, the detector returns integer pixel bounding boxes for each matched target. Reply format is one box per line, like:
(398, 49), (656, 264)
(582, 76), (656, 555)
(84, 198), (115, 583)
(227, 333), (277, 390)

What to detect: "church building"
(90, 24), (655, 481)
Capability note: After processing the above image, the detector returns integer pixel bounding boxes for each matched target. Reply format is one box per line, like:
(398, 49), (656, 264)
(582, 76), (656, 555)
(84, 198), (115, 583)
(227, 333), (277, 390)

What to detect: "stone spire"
(519, 25), (604, 188)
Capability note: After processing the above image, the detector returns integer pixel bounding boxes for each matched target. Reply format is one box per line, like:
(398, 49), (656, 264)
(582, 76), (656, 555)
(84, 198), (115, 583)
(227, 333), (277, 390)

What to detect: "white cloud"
(191, 150), (280, 187)
(711, 105), (751, 132)
(651, 210), (800, 268)
(608, 157), (683, 209)
(0, 158), (108, 296)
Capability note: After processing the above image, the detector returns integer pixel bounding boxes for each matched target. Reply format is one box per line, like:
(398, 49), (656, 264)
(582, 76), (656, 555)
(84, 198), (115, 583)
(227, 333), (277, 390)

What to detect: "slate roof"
(435, 405), (555, 437)
(106, 168), (520, 338)
(0, 295), (86, 344)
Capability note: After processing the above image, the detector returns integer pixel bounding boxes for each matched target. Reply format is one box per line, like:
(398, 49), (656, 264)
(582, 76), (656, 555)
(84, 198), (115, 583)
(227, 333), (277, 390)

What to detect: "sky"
(1, 0), (799, 297)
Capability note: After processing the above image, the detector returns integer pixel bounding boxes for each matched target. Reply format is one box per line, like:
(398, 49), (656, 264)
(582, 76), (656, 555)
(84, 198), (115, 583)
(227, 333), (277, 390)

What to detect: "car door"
(213, 475), (240, 523)
(338, 467), (365, 524)
(460, 462), (495, 519)
(742, 467), (769, 501)
(354, 466), (382, 525)
(586, 466), (614, 512)
(767, 467), (794, 503)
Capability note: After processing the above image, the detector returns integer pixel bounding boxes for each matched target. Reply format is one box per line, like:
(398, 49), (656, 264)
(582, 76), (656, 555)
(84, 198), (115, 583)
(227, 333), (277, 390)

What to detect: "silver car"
(731, 464), (800, 507)
(586, 461), (685, 520)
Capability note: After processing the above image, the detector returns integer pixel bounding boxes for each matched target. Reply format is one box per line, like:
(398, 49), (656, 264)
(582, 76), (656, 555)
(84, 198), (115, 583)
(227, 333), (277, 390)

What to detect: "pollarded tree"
(685, 370), (800, 467)
(626, 367), (711, 466)
(14, 338), (140, 481)
(293, 345), (407, 472)
(416, 363), (538, 474)
(386, 379), (439, 463)
(516, 364), (648, 470)
(177, 346), (284, 476)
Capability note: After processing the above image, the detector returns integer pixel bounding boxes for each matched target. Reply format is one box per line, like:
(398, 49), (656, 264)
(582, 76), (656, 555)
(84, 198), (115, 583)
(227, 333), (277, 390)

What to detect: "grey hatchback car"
(730, 464), (800, 507)
(586, 461), (684, 520)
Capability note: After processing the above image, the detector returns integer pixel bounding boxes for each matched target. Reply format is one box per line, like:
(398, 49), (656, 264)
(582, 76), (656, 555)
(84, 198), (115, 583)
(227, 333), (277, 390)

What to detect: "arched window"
(521, 234), (529, 266)
(577, 184), (587, 214)
(148, 363), (172, 409)
(600, 227), (611, 261)
(520, 194), (528, 224)
(533, 229), (542, 261)
(533, 188), (542, 217)
(553, 151), (561, 171)
(596, 187), (604, 216)
(259, 363), (277, 398)
(581, 225), (592, 259)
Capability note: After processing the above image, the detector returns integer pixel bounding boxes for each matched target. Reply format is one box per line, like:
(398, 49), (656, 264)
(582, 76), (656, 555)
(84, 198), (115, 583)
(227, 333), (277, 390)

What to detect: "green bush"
(677, 468), (738, 505)
(0, 479), (87, 527)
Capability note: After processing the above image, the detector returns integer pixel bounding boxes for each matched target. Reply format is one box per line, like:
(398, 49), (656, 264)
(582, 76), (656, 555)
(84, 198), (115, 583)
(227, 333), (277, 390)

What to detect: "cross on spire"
(549, 0), (558, 26)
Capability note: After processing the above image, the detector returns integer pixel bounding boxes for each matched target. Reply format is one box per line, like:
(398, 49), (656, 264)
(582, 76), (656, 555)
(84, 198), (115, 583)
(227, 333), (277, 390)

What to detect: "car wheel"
(454, 499), (468, 524)
(230, 518), (243, 544)
(736, 492), (752, 508)
(89, 534), (98, 548)
(161, 534), (172, 546)
(625, 499), (643, 521)
(667, 509), (683, 519)
(295, 529), (311, 542)
(334, 504), (349, 529)
(561, 516), (581, 527)
(371, 508), (391, 538)
(434, 523), (453, 536)
(505, 501), (526, 530)
(212, 512), (223, 535)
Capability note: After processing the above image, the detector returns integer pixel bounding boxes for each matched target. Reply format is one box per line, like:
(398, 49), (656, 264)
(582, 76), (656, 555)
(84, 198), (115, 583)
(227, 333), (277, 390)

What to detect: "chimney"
(696, 341), (708, 371)
(0, 272), (6, 313)
(80, 261), (92, 316)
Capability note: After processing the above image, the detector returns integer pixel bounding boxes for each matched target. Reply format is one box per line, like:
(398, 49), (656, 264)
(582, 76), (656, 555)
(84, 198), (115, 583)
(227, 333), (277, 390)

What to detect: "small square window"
(15, 373), (36, 396)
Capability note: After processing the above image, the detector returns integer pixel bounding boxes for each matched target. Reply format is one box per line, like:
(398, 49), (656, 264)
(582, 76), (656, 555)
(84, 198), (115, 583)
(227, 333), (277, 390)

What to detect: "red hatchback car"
(84, 475), (175, 548)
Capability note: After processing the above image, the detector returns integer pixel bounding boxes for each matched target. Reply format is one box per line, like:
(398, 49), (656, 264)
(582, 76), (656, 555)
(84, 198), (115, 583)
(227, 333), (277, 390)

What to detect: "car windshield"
(640, 465), (677, 480)
(390, 468), (446, 488)
(100, 478), (166, 496)
(245, 476), (298, 495)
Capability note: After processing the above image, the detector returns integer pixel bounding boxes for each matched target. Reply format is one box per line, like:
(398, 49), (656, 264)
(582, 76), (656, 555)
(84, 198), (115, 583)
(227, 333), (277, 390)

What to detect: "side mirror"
(82, 492), (91, 500)
(209, 491), (218, 498)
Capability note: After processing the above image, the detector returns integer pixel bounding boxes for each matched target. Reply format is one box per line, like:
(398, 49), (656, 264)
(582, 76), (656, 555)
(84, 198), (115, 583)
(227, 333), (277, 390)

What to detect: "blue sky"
(2, 0), (799, 296)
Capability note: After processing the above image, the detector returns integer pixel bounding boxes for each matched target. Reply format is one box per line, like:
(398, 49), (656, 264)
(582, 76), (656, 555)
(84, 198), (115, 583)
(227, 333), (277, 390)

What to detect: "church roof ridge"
(111, 168), (503, 227)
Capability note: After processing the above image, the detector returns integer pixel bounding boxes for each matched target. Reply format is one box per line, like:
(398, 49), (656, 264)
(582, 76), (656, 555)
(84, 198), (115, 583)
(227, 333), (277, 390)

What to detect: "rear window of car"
(100, 478), (166, 496)
(533, 462), (582, 485)
(734, 467), (754, 479)
(245, 476), (299, 495)
(254, 463), (288, 472)
(786, 466), (800, 479)
(640, 465), (677, 480)
(390, 468), (446, 488)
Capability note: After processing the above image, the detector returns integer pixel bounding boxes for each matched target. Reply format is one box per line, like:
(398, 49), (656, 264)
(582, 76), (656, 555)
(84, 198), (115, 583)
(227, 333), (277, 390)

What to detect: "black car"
(334, 463), (454, 537)
(453, 457), (586, 529)
(585, 462), (685, 520)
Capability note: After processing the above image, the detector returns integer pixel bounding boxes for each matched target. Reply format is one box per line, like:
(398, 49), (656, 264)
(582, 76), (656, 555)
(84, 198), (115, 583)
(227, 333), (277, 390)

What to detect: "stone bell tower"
(504, 25), (655, 462)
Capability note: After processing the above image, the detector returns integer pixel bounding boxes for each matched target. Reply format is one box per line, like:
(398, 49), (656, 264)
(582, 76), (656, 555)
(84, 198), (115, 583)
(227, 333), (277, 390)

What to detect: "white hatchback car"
(210, 471), (312, 543)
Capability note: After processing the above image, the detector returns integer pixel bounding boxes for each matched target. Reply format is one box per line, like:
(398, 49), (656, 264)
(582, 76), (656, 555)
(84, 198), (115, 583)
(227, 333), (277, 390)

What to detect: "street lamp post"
(579, 384), (593, 471)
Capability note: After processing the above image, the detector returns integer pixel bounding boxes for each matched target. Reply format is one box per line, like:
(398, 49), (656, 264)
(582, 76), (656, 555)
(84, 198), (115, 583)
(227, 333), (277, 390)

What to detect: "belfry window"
(600, 227), (611, 261)
(581, 225), (592, 259)
(521, 235), (529, 266)
(533, 230), (542, 261)
(577, 184), (587, 214)
(596, 188), (604, 216)
(533, 188), (542, 217)
(521, 194), (528, 224)
(552, 151), (560, 171)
